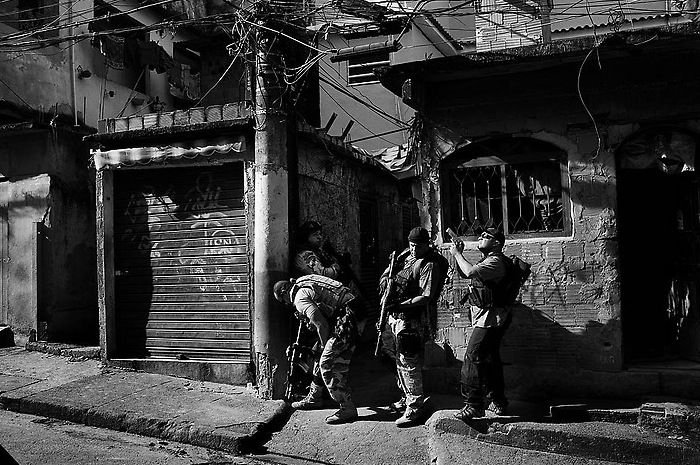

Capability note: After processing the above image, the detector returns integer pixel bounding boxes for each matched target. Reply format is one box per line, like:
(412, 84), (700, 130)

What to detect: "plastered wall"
(296, 139), (403, 274)
(408, 49), (700, 397)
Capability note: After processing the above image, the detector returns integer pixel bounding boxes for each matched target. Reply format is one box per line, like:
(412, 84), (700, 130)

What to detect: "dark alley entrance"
(617, 128), (700, 363)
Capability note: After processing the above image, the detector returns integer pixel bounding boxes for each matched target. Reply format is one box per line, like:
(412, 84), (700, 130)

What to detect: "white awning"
(91, 136), (246, 170)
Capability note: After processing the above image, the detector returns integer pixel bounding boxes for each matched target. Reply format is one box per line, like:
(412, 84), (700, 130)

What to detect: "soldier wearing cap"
(273, 275), (359, 424)
(293, 221), (343, 280)
(381, 227), (448, 427)
(449, 226), (511, 421)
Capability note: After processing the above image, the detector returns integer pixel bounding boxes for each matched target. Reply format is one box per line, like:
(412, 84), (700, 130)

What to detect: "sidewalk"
(0, 343), (287, 455)
(2, 339), (700, 464)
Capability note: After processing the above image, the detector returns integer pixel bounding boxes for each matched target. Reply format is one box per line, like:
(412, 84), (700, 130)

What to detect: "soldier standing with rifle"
(377, 227), (448, 427)
(273, 275), (360, 425)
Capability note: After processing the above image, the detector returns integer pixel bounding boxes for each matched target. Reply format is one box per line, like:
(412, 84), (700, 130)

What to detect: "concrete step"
(25, 341), (101, 360)
(429, 410), (700, 465)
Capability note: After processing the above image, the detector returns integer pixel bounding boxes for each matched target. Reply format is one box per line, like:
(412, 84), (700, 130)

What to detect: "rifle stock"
(374, 250), (397, 357)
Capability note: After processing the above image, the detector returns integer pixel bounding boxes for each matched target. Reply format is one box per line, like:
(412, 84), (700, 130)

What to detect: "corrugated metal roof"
(549, 0), (681, 33)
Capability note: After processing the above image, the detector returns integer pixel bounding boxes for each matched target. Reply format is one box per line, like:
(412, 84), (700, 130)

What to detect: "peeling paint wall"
(296, 139), (403, 273)
(406, 50), (700, 398)
(419, 126), (625, 396)
(0, 0), (217, 130)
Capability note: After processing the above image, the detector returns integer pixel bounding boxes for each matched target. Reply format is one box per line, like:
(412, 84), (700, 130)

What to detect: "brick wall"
(418, 126), (624, 397)
(409, 57), (639, 397)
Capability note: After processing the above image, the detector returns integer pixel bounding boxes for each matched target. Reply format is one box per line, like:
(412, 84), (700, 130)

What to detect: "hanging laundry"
(168, 62), (184, 89)
(181, 63), (201, 100)
(96, 35), (125, 70)
(168, 63), (200, 101)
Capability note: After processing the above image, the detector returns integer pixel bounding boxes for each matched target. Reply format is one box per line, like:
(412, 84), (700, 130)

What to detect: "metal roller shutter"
(113, 163), (250, 361)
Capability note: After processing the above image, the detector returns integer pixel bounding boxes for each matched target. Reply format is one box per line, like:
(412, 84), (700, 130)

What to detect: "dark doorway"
(358, 196), (380, 321)
(617, 129), (700, 363)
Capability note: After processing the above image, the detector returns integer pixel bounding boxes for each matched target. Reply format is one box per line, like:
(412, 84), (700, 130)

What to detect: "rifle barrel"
(374, 250), (397, 357)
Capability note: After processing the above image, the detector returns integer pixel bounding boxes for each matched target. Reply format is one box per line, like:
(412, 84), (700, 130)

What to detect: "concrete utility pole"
(252, 6), (291, 399)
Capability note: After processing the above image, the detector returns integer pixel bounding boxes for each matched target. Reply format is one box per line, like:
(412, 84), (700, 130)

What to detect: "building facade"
(88, 104), (402, 391)
(0, 0), (247, 344)
(379, 27), (700, 400)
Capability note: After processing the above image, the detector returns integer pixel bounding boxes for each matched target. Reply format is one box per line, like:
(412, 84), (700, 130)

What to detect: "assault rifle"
(374, 250), (398, 357)
(285, 316), (316, 400)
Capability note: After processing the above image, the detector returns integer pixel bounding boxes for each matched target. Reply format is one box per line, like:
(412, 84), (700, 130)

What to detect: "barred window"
(347, 52), (390, 85)
(441, 137), (570, 240)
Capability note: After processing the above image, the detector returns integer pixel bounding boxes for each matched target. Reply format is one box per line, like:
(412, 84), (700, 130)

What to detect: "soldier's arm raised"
(295, 290), (331, 347)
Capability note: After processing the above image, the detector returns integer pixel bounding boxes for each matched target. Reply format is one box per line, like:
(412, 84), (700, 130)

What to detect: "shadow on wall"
(423, 303), (661, 401)
(502, 303), (622, 401)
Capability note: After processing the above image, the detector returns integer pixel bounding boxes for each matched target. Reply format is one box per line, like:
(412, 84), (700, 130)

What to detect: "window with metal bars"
(347, 52), (390, 85)
(440, 137), (570, 240)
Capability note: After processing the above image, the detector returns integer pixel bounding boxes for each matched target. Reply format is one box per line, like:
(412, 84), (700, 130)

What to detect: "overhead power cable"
(319, 73), (408, 128)
(0, 0), (186, 44)
(319, 84), (405, 147)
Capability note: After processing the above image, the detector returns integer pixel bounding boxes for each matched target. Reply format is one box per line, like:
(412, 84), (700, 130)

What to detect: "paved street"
(252, 405), (429, 465)
(0, 410), (249, 465)
(2, 343), (700, 465)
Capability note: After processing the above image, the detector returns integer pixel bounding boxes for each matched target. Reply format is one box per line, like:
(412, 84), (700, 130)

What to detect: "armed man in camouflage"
(381, 227), (448, 427)
(273, 274), (360, 424)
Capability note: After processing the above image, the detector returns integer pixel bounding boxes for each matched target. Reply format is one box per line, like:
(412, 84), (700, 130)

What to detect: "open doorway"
(617, 128), (700, 363)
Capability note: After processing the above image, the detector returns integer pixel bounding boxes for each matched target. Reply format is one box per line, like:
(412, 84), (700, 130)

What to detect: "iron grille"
(446, 159), (564, 237)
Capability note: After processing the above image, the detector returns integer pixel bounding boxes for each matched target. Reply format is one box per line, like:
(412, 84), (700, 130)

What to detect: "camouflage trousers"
(312, 306), (357, 406)
(388, 315), (426, 410)
(312, 336), (356, 405)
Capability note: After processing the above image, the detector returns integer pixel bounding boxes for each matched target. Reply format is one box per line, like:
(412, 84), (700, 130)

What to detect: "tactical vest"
(464, 253), (506, 309)
(392, 250), (449, 302)
(392, 256), (422, 301)
(290, 275), (355, 319)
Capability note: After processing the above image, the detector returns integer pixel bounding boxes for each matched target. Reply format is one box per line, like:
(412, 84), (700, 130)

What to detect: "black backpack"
(493, 254), (532, 307)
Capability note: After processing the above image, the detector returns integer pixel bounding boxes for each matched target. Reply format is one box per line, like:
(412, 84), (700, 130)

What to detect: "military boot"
(291, 382), (324, 410)
(325, 399), (358, 425)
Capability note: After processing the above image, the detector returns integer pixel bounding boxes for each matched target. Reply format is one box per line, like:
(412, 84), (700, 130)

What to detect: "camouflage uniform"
(291, 275), (358, 412)
(381, 249), (448, 414)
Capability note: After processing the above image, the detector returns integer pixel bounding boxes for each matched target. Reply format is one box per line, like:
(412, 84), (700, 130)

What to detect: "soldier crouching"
(273, 274), (359, 424)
